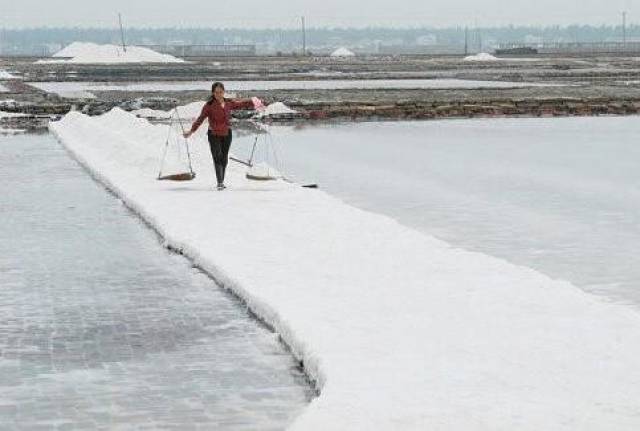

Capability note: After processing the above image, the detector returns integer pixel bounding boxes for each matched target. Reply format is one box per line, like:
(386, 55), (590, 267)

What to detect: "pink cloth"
(252, 97), (266, 112)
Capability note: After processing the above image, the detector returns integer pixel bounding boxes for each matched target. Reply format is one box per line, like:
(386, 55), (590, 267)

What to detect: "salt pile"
(0, 70), (17, 79)
(330, 47), (355, 57)
(464, 52), (499, 62)
(130, 108), (171, 119)
(134, 100), (296, 120)
(132, 101), (206, 120)
(246, 162), (281, 180)
(255, 102), (298, 118)
(42, 42), (184, 64)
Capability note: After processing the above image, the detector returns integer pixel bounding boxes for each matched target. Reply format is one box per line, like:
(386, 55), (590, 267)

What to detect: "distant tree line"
(2, 25), (639, 55)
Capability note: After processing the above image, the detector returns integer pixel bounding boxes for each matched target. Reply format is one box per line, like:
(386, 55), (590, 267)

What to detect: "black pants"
(207, 129), (232, 184)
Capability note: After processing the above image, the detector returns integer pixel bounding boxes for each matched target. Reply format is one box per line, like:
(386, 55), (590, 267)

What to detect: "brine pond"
(255, 116), (640, 308)
(2, 113), (639, 429)
(0, 133), (314, 430)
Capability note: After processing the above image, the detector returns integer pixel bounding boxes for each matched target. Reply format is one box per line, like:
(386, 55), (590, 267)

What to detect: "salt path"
(50, 108), (640, 430)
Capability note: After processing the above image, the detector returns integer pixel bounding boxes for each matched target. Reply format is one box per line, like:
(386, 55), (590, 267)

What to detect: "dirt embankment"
(3, 54), (640, 130)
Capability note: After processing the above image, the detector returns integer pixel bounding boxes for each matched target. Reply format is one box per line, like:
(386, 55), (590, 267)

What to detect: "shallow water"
(0, 133), (313, 429)
(29, 78), (550, 98)
(257, 117), (640, 307)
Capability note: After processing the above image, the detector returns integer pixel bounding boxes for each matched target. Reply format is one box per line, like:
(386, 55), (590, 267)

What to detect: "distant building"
(496, 41), (640, 55)
(377, 44), (465, 55)
(415, 34), (437, 46)
(524, 35), (543, 45)
(143, 44), (256, 57)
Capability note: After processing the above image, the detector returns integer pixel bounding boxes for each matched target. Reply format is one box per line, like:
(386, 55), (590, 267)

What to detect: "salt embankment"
(50, 108), (640, 430)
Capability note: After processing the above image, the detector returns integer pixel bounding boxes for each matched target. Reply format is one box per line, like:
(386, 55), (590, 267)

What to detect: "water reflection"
(260, 117), (640, 307)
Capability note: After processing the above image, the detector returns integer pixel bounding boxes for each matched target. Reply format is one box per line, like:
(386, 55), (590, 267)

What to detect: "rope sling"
(230, 122), (318, 188)
(157, 107), (196, 181)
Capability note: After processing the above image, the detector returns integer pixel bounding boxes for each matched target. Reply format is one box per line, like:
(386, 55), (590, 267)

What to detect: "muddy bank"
(4, 54), (640, 130)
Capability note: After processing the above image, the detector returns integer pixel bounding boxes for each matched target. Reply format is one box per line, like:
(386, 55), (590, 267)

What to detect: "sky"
(1, 0), (637, 28)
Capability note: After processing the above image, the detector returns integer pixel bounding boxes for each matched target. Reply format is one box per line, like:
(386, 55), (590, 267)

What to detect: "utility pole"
(301, 16), (306, 56)
(474, 19), (481, 53)
(622, 11), (627, 48)
(118, 13), (127, 52)
(464, 26), (468, 56)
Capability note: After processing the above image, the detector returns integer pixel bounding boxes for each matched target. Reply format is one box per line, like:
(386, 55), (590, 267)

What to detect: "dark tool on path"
(230, 122), (318, 189)
(157, 107), (196, 181)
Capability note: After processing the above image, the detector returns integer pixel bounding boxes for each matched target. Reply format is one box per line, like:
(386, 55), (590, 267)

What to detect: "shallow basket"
(245, 164), (279, 181)
(157, 172), (196, 181)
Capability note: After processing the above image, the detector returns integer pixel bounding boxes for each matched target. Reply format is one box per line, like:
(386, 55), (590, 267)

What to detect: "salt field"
(3, 31), (640, 428)
(44, 109), (640, 429)
(260, 117), (640, 307)
(4, 0), (640, 425)
(0, 133), (313, 429)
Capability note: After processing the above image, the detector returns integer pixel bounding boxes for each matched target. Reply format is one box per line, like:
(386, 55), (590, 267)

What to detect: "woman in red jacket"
(184, 82), (258, 190)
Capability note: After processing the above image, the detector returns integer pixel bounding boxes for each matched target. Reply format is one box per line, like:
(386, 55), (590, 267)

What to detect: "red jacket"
(189, 98), (254, 136)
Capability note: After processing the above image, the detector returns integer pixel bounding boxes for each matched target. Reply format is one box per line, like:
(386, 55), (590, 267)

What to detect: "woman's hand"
(252, 96), (266, 112)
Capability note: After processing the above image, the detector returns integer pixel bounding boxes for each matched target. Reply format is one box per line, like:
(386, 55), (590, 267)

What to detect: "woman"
(183, 82), (260, 190)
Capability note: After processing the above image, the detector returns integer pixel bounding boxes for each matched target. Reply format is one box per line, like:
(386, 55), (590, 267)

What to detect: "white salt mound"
(177, 101), (209, 119)
(246, 162), (280, 180)
(464, 52), (499, 62)
(133, 101), (206, 120)
(131, 108), (172, 119)
(47, 42), (184, 64)
(258, 102), (297, 118)
(331, 47), (355, 57)
(53, 42), (96, 57)
(0, 70), (17, 79)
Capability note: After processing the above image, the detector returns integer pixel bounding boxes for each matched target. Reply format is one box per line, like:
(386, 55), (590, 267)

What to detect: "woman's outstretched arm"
(184, 104), (208, 137)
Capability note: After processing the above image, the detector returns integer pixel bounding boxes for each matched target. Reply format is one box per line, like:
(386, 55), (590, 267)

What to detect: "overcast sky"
(2, 0), (637, 28)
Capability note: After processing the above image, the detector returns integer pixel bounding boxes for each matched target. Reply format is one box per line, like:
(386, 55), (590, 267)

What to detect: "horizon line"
(2, 23), (638, 31)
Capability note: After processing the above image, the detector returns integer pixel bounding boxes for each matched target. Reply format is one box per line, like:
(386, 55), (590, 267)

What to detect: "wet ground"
(3, 54), (640, 131)
(0, 133), (314, 430)
(257, 117), (640, 308)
